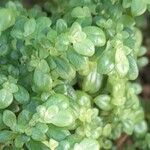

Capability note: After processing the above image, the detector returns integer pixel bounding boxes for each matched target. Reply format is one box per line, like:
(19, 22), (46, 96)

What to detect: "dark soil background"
(140, 14), (150, 101)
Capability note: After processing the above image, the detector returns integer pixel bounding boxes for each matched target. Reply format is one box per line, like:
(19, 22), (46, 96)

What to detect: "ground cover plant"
(0, 0), (150, 149)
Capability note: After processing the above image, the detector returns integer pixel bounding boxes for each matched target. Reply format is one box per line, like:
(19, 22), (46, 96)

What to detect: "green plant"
(0, 0), (149, 149)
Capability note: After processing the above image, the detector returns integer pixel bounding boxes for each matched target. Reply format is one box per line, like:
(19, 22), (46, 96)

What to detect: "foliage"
(0, 0), (149, 149)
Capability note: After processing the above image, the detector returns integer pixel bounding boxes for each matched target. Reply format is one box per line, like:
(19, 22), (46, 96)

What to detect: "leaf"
(47, 29), (57, 43)
(55, 33), (69, 52)
(31, 127), (46, 141)
(51, 110), (74, 127)
(120, 15), (135, 27)
(123, 120), (134, 135)
(83, 26), (106, 47)
(146, 133), (150, 148)
(67, 49), (88, 71)
(14, 85), (30, 104)
(56, 19), (67, 33)
(3, 110), (16, 128)
(127, 54), (138, 80)
(0, 130), (16, 143)
(134, 121), (148, 136)
(18, 110), (32, 126)
(145, 0), (150, 4)
(131, 0), (147, 16)
(97, 50), (115, 74)
(0, 113), (5, 130)
(115, 47), (129, 77)
(76, 91), (91, 107)
(15, 134), (30, 148)
(0, 8), (16, 33)
(102, 140), (112, 149)
(37, 59), (50, 74)
(24, 18), (36, 37)
(122, 0), (132, 8)
(82, 70), (103, 93)
(0, 89), (13, 109)
(36, 17), (52, 33)
(53, 57), (76, 80)
(3, 82), (18, 93)
(94, 95), (111, 111)
(47, 125), (70, 141)
(69, 22), (86, 43)
(37, 105), (59, 123)
(73, 39), (95, 56)
(102, 124), (112, 137)
(74, 138), (99, 150)
(44, 94), (70, 110)
(33, 69), (52, 92)
(26, 140), (50, 150)
(71, 6), (91, 18)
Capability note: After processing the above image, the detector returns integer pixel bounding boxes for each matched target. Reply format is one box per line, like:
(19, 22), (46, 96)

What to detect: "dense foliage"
(0, 0), (150, 149)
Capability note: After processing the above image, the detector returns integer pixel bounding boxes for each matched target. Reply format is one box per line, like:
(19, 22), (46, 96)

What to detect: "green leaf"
(33, 69), (52, 92)
(14, 85), (30, 104)
(47, 125), (70, 141)
(51, 110), (74, 127)
(120, 15), (135, 27)
(74, 138), (99, 150)
(73, 39), (95, 56)
(55, 33), (69, 52)
(44, 94), (70, 109)
(131, 0), (147, 16)
(146, 133), (150, 148)
(111, 96), (126, 106)
(102, 124), (112, 137)
(0, 8), (16, 33)
(56, 19), (67, 33)
(31, 127), (46, 141)
(37, 105), (59, 123)
(0, 74), (7, 85)
(0, 130), (16, 143)
(97, 49), (115, 74)
(15, 134), (30, 148)
(47, 29), (57, 43)
(115, 47), (129, 77)
(82, 70), (103, 93)
(71, 6), (91, 18)
(53, 57), (76, 80)
(94, 95), (112, 111)
(26, 140), (50, 150)
(0, 113), (5, 130)
(83, 26), (106, 47)
(67, 49), (88, 71)
(76, 91), (91, 107)
(37, 107), (74, 127)
(24, 18), (36, 37)
(3, 82), (18, 93)
(0, 89), (13, 109)
(102, 139), (112, 149)
(69, 22), (86, 43)
(145, 0), (150, 4)
(37, 59), (50, 74)
(3, 110), (16, 128)
(36, 16), (52, 33)
(122, 0), (132, 8)
(134, 121), (148, 136)
(127, 54), (138, 80)
(18, 110), (31, 126)
(123, 120), (134, 135)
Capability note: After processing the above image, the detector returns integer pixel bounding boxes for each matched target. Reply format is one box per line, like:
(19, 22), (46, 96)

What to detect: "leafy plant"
(0, 0), (149, 149)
